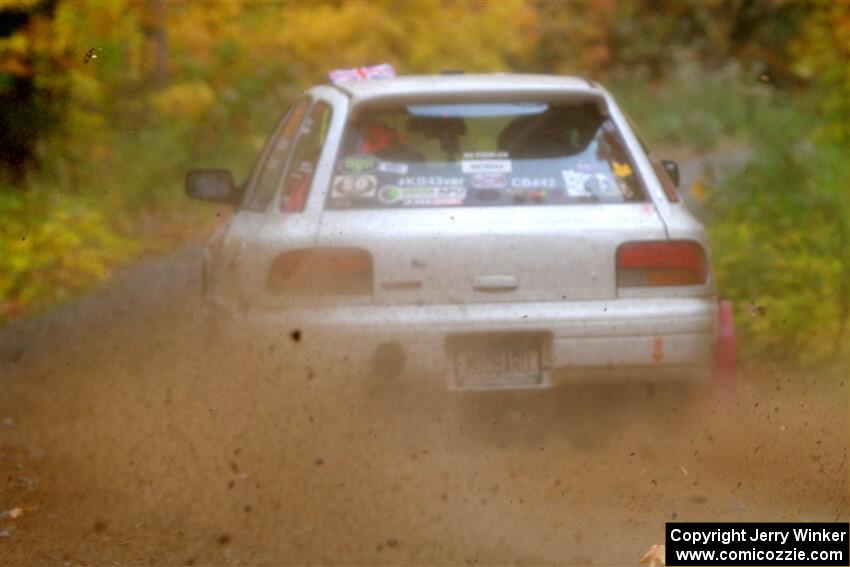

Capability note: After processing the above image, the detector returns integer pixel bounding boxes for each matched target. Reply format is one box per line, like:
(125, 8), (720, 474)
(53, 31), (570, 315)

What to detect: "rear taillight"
(617, 241), (707, 287)
(266, 247), (373, 295)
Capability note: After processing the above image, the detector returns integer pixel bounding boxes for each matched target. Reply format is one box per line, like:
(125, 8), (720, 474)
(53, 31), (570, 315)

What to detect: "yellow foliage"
(691, 177), (710, 202)
(0, 31), (28, 54)
(264, 0), (536, 84)
(166, 1), (247, 78)
(0, 28), (31, 76)
(0, 193), (130, 319)
(150, 81), (217, 120)
(68, 69), (103, 107)
(0, 57), (30, 76)
(791, 2), (850, 145)
(0, 0), (39, 8)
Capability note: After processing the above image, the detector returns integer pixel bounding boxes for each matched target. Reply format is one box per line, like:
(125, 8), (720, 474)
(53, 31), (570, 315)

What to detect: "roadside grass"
(610, 60), (777, 152)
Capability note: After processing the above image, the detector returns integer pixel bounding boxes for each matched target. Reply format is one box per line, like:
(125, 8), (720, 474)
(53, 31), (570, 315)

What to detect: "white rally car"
(187, 72), (735, 394)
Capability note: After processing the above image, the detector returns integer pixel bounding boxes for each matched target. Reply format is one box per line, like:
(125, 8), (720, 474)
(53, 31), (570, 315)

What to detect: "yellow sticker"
(613, 161), (632, 178)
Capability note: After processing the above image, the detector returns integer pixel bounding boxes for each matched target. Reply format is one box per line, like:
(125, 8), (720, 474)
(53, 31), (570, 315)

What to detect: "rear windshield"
(327, 100), (646, 210)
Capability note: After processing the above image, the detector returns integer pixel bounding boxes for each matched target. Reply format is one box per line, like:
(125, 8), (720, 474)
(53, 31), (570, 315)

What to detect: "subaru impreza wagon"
(187, 73), (734, 393)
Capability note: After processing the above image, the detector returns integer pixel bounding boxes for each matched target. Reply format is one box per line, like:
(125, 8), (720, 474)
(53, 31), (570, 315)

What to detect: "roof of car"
(331, 73), (603, 105)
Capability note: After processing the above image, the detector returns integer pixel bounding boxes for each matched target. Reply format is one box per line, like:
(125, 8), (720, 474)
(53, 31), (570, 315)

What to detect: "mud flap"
(712, 299), (737, 406)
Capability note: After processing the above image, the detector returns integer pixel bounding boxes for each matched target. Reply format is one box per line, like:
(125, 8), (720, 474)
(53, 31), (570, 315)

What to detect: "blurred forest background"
(0, 0), (847, 366)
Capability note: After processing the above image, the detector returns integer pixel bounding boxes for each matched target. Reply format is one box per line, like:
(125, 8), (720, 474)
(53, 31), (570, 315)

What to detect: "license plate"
(449, 334), (547, 389)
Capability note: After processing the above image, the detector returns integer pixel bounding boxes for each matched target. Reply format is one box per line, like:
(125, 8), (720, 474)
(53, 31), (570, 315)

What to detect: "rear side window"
(280, 101), (333, 213)
(651, 159), (680, 203)
(242, 98), (310, 211)
(627, 114), (680, 203)
(327, 100), (646, 210)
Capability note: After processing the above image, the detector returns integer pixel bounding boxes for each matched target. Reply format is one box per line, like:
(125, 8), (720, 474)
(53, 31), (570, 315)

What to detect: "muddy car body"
(188, 74), (721, 391)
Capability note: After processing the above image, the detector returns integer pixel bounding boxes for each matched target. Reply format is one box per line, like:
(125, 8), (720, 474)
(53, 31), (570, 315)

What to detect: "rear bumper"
(214, 296), (718, 387)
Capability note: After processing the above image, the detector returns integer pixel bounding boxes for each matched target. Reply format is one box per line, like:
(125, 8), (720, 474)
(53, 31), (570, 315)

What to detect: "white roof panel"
(332, 74), (601, 105)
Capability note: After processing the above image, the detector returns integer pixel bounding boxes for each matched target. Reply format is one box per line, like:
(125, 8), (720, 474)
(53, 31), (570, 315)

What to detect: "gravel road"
(0, 153), (846, 566)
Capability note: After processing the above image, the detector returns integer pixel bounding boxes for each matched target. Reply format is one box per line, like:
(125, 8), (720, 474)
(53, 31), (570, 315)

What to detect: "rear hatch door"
(316, 203), (666, 305)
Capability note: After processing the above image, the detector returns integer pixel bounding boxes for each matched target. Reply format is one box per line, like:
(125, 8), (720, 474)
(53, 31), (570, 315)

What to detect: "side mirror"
(185, 169), (242, 205)
(660, 159), (680, 188)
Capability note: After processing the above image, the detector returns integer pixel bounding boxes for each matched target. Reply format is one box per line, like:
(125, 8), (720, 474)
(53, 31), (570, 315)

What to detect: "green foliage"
(705, 95), (849, 364)
(610, 58), (775, 150)
(697, 2), (850, 364)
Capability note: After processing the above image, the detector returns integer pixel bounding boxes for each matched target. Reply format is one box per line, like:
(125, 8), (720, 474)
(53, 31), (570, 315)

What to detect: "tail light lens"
(617, 241), (707, 287)
(267, 247), (373, 295)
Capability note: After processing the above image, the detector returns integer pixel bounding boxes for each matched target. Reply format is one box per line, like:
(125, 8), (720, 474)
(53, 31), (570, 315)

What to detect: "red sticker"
(653, 337), (664, 363)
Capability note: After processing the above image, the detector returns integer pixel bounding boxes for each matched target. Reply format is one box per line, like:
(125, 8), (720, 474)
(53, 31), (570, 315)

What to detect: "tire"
(363, 341), (407, 399)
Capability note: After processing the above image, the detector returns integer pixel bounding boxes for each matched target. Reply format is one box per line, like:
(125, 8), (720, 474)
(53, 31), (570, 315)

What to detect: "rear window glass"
(327, 101), (646, 210)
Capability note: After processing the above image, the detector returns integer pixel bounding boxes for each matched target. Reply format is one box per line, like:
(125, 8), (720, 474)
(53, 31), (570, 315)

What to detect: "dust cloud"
(1, 245), (847, 565)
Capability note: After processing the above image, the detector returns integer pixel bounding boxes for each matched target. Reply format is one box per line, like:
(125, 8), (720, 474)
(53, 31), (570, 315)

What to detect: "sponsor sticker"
(463, 151), (508, 159)
(613, 161), (633, 178)
(378, 185), (466, 206)
(616, 177), (635, 199)
(328, 63), (396, 85)
(528, 189), (549, 202)
(576, 160), (597, 173)
(331, 174), (377, 198)
(510, 176), (557, 189)
(338, 154), (377, 174)
(397, 175), (465, 187)
(296, 160), (314, 175)
(474, 188), (501, 201)
(461, 159), (512, 174)
(471, 173), (507, 189)
(562, 169), (592, 198)
(377, 161), (409, 175)
(585, 173), (622, 199)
